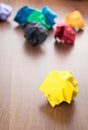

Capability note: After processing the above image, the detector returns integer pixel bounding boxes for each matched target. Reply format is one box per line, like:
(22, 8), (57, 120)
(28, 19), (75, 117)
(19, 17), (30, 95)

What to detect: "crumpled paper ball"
(14, 6), (34, 24)
(39, 71), (79, 107)
(42, 6), (57, 27)
(54, 23), (76, 44)
(0, 3), (12, 20)
(22, 22), (48, 46)
(27, 9), (51, 29)
(65, 10), (85, 29)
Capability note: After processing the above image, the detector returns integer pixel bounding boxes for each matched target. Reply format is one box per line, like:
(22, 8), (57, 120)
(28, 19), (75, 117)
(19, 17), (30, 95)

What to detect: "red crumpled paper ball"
(54, 24), (76, 44)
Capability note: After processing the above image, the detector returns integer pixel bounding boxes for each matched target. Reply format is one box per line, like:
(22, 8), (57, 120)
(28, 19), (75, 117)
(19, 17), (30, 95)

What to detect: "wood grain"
(0, 0), (88, 130)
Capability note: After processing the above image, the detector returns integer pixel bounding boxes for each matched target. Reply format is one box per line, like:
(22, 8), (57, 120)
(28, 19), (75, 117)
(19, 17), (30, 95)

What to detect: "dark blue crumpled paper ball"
(14, 6), (34, 24)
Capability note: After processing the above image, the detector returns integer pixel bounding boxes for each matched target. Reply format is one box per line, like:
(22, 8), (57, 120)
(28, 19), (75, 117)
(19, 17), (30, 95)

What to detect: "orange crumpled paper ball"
(65, 10), (85, 29)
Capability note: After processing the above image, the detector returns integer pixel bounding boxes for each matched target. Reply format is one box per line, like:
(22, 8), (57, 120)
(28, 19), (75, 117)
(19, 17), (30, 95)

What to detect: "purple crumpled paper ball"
(0, 3), (12, 20)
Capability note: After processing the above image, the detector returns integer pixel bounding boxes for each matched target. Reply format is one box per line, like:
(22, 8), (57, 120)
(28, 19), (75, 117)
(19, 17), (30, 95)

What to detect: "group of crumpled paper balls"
(0, 3), (85, 46)
(14, 5), (57, 46)
(1, 3), (82, 107)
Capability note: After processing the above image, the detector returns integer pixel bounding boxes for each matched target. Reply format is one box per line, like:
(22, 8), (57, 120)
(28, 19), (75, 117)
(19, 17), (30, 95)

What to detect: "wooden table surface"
(0, 0), (88, 130)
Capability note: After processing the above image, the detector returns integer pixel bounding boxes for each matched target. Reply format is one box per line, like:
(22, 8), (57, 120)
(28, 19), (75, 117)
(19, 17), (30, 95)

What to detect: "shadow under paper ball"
(39, 101), (76, 125)
(54, 40), (74, 56)
(24, 40), (45, 57)
(0, 21), (11, 30)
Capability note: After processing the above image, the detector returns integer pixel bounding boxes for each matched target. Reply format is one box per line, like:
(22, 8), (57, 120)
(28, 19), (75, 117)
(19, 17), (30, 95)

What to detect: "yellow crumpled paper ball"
(65, 10), (84, 29)
(39, 71), (79, 107)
